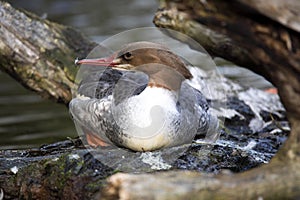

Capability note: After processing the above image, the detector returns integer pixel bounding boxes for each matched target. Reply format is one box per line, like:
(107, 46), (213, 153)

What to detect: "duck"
(69, 41), (218, 151)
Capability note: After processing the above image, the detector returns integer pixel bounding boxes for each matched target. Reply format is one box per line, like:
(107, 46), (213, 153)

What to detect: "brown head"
(76, 41), (192, 91)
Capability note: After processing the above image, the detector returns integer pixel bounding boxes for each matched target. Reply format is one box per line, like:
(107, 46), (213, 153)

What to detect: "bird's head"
(76, 41), (192, 90)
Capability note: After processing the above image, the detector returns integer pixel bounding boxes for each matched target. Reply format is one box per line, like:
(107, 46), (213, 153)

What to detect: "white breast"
(112, 87), (179, 140)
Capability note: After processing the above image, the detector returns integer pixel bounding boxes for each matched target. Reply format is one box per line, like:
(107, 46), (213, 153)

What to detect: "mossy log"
(0, 0), (299, 199)
(0, 2), (96, 104)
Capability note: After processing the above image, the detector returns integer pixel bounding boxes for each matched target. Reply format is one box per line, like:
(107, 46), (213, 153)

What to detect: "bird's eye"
(123, 52), (133, 60)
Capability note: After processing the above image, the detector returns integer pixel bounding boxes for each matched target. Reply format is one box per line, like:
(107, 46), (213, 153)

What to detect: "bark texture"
(0, 2), (96, 104)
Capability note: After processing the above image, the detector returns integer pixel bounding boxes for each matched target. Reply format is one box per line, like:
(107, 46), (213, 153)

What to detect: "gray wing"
(77, 68), (148, 100)
(178, 82), (217, 136)
(193, 87), (219, 137)
(70, 68), (148, 144)
(77, 68), (123, 99)
(69, 97), (114, 143)
(112, 71), (148, 105)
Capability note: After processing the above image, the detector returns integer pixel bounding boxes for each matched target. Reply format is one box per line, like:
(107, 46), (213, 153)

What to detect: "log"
(238, 0), (300, 32)
(153, 0), (300, 119)
(0, 2), (96, 104)
(100, 0), (300, 199)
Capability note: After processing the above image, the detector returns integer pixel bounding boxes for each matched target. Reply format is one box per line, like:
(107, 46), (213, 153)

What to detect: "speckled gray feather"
(70, 68), (215, 148)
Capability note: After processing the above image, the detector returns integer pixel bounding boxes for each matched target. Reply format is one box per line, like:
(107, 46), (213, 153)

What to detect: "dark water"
(0, 72), (75, 149)
(6, 0), (158, 41)
(0, 0), (272, 150)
